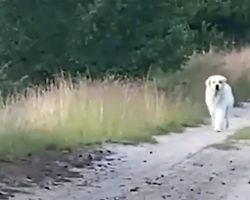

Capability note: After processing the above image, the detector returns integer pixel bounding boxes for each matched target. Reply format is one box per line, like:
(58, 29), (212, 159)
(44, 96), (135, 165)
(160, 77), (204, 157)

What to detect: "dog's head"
(205, 75), (227, 92)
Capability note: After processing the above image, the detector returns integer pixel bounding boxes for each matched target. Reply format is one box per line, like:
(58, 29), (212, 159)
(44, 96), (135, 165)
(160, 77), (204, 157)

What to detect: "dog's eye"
(219, 81), (222, 84)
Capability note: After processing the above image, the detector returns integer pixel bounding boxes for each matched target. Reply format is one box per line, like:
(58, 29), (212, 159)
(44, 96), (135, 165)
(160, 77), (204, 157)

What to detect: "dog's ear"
(205, 78), (211, 87)
(222, 77), (227, 83)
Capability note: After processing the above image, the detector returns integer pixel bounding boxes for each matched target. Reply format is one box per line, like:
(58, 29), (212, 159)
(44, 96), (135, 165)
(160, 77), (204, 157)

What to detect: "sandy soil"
(3, 103), (250, 200)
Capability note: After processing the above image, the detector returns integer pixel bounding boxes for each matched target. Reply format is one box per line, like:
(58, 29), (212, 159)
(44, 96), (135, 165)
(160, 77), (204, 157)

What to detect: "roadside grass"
(228, 127), (250, 140)
(0, 78), (205, 159)
(1, 47), (250, 159)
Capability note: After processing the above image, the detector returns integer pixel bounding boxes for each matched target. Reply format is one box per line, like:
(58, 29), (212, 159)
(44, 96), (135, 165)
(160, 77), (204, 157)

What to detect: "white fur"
(205, 75), (234, 132)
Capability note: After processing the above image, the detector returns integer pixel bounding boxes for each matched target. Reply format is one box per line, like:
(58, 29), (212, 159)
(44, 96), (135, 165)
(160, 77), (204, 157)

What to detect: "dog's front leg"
(214, 108), (224, 132)
(207, 105), (215, 128)
(211, 112), (215, 128)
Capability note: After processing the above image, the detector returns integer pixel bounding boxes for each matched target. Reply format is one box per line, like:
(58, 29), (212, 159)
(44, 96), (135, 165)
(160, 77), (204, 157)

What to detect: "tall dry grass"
(0, 77), (203, 159)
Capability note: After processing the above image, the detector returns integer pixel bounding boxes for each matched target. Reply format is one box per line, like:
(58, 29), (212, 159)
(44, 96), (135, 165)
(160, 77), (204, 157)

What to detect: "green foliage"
(0, 0), (248, 85)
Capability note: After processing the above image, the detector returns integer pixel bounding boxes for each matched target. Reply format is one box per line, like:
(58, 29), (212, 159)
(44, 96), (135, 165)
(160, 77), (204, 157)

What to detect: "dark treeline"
(0, 0), (249, 88)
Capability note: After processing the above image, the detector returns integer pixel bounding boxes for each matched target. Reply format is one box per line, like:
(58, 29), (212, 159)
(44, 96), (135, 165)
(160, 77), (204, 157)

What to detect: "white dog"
(205, 75), (234, 132)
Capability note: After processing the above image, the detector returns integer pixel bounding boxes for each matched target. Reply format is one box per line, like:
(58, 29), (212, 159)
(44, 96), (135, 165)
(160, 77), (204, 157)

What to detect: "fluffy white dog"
(205, 75), (234, 132)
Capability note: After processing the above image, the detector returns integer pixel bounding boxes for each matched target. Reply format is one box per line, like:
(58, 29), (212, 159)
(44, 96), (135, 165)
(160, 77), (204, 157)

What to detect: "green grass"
(229, 127), (250, 140)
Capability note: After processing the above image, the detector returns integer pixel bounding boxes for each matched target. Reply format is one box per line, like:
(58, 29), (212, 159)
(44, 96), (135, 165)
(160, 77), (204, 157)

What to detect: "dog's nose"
(215, 84), (219, 91)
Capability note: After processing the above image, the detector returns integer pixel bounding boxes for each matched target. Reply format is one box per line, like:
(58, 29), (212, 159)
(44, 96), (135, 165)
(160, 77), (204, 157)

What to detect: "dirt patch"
(0, 147), (112, 199)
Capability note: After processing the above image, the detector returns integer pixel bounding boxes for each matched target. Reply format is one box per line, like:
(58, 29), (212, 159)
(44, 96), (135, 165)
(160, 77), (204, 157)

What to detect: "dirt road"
(11, 103), (250, 200)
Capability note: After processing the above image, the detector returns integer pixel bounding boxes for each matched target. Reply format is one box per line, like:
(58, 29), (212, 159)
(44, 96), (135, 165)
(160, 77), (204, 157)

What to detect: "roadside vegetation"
(0, 47), (250, 159)
(0, 76), (203, 159)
